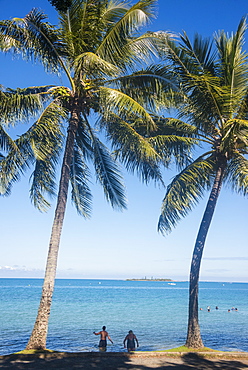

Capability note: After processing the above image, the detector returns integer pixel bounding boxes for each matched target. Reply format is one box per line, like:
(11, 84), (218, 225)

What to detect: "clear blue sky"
(1, 0), (248, 282)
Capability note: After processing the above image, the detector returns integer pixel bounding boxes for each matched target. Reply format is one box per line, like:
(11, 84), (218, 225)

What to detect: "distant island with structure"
(126, 278), (174, 282)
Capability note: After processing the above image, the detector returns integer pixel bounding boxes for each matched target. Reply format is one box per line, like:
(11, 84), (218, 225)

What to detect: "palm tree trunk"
(26, 110), (79, 350)
(185, 163), (225, 348)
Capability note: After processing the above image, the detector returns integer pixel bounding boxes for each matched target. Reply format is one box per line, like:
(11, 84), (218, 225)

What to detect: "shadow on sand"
(1, 351), (248, 369)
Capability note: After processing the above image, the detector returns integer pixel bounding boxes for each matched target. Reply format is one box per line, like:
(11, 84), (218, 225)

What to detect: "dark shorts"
(99, 339), (107, 347)
(127, 339), (135, 350)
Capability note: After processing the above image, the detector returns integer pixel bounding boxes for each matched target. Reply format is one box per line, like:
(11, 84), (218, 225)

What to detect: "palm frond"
(0, 125), (20, 153)
(74, 51), (120, 79)
(221, 118), (248, 153)
(28, 103), (65, 211)
(91, 134), (127, 210)
(96, 0), (157, 65)
(0, 90), (56, 196)
(100, 113), (164, 184)
(0, 10), (74, 87)
(29, 157), (58, 212)
(28, 102), (66, 160)
(180, 32), (216, 73)
(225, 153), (248, 195)
(111, 64), (179, 112)
(215, 17), (248, 116)
(3, 102), (64, 210)
(70, 143), (92, 217)
(158, 156), (215, 234)
(147, 135), (195, 169)
(100, 0), (129, 25)
(0, 86), (50, 126)
(1, 10), (61, 71)
(100, 86), (156, 131)
(160, 33), (225, 130)
(0, 25), (18, 50)
(0, 140), (31, 196)
(75, 118), (94, 160)
(153, 117), (200, 138)
(123, 31), (174, 67)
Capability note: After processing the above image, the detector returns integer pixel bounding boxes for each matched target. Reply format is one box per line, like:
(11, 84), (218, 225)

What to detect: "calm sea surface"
(0, 278), (247, 355)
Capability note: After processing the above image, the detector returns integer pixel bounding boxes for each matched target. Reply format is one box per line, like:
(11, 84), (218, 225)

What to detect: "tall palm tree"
(156, 18), (248, 348)
(0, 0), (169, 350)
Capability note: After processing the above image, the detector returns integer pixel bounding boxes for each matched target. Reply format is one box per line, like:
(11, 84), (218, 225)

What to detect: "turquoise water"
(0, 278), (247, 355)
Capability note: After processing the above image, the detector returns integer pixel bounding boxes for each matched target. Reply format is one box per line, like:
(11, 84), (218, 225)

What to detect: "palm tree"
(49, 0), (72, 12)
(0, 0), (169, 350)
(156, 18), (248, 348)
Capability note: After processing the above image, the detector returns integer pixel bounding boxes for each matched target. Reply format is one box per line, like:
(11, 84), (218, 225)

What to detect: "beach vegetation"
(163, 346), (220, 353)
(14, 349), (56, 355)
(0, 0), (174, 350)
(152, 18), (248, 348)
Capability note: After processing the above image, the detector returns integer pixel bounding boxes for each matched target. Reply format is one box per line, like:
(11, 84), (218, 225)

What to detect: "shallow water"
(0, 279), (247, 355)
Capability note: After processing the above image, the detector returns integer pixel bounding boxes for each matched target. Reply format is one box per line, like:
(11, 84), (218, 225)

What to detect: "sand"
(1, 351), (248, 369)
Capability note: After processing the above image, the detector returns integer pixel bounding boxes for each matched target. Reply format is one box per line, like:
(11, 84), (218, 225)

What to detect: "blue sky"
(0, 0), (248, 282)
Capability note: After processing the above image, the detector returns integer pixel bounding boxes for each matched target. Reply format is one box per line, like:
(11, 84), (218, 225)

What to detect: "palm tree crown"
(158, 18), (248, 234)
(0, 0), (166, 210)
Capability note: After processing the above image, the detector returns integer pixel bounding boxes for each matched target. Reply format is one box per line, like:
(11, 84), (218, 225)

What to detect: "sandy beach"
(1, 351), (248, 369)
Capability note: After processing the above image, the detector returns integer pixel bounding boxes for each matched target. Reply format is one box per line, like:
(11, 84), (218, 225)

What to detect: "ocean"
(0, 278), (247, 355)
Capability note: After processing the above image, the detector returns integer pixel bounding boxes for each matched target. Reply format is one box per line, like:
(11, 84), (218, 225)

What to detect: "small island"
(126, 277), (174, 282)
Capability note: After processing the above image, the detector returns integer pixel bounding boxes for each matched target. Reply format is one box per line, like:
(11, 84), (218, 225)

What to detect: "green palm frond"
(29, 156), (59, 212)
(91, 135), (127, 210)
(158, 156), (215, 234)
(27, 103), (65, 209)
(100, 113), (164, 184)
(0, 93), (56, 196)
(17, 103), (64, 210)
(225, 153), (248, 195)
(96, 0), (157, 65)
(179, 32), (216, 73)
(0, 126), (19, 153)
(124, 31), (173, 67)
(152, 117), (201, 138)
(0, 140), (30, 196)
(160, 33), (225, 130)
(75, 119), (94, 160)
(218, 118), (248, 158)
(111, 31), (165, 69)
(0, 26), (18, 50)
(0, 86), (50, 126)
(70, 144), (92, 217)
(147, 135), (195, 169)
(1, 10), (74, 88)
(27, 102), (66, 161)
(100, 0), (129, 25)
(215, 18), (248, 116)
(100, 86), (156, 131)
(74, 51), (120, 79)
(112, 64), (179, 112)
(59, 0), (110, 57)
(2, 10), (61, 71)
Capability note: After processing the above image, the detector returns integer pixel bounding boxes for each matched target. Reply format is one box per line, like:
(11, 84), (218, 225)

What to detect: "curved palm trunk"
(26, 110), (79, 350)
(185, 163), (225, 348)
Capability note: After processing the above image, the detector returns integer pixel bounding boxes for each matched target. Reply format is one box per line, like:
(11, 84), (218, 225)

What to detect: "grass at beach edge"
(162, 345), (220, 352)
(10, 345), (247, 356)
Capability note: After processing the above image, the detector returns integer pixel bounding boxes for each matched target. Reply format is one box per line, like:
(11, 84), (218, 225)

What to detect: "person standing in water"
(93, 326), (113, 351)
(123, 330), (139, 352)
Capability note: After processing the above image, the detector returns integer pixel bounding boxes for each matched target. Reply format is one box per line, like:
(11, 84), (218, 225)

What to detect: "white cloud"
(0, 266), (18, 270)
